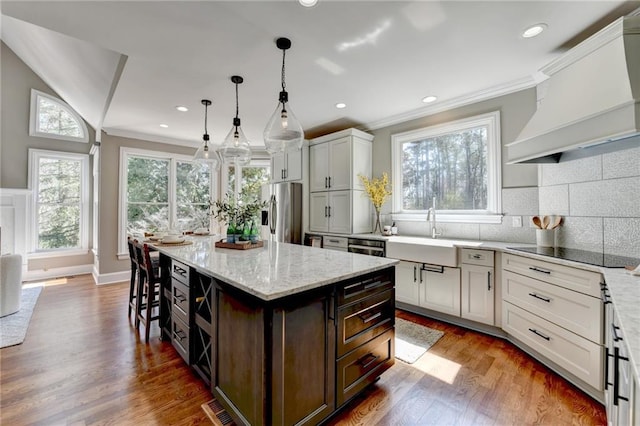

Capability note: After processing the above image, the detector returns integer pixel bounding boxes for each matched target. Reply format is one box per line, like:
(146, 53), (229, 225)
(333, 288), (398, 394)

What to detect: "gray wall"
(1, 42), (95, 187)
(369, 88), (540, 243)
(1, 42), (95, 270)
(98, 133), (196, 275)
(538, 144), (640, 258)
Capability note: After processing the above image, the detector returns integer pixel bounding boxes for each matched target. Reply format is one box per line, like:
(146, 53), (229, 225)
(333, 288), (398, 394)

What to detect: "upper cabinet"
(271, 149), (303, 183)
(310, 129), (373, 193)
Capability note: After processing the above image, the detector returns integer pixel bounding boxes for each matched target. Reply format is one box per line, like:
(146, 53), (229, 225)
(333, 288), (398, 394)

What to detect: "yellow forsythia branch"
(358, 173), (392, 212)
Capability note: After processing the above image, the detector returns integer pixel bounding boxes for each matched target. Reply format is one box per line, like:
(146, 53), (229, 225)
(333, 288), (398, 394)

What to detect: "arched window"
(29, 89), (89, 143)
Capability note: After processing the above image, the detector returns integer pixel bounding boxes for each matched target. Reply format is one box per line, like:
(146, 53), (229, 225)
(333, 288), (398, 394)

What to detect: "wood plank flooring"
(0, 275), (606, 425)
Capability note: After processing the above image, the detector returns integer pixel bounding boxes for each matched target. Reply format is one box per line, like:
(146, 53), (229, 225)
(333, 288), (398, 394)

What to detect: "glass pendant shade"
(220, 75), (251, 166)
(264, 37), (304, 154)
(220, 122), (251, 166)
(264, 97), (304, 154)
(193, 99), (220, 171)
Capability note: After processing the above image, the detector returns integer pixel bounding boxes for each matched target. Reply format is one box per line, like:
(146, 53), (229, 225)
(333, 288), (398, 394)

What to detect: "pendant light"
(219, 75), (252, 166)
(263, 37), (304, 154)
(193, 99), (221, 170)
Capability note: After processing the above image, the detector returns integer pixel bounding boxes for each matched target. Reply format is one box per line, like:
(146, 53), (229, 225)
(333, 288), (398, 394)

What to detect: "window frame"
(391, 111), (502, 224)
(29, 89), (89, 143)
(28, 149), (90, 257)
(222, 158), (271, 200)
(118, 147), (218, 257)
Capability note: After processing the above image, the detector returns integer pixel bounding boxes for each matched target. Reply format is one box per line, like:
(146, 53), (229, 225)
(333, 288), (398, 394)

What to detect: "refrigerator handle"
(269, 194), (277, 235)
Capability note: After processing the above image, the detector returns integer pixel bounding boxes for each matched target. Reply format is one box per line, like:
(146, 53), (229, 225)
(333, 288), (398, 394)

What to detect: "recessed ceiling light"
(422, 96), (437, 103)
(335, 102), (346, 109)
(159, 124), (169, 128)
(299, 0), (318, 7)
(522, 23), (547, 38)
(175, 106), (189, 112)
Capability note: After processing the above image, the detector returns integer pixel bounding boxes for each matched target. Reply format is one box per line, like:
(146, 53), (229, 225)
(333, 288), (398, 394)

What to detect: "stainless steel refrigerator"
(261, 182), (303, 244)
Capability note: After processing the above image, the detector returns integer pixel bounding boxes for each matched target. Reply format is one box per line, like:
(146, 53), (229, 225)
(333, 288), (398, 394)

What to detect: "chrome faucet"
(426, 196), (442, 239)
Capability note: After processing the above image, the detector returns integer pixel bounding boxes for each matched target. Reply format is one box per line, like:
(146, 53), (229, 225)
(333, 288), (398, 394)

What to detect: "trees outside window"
(224, 160), (270, 203)
(29, 89), (89, 143)
(119, 148), (215, 255)
(392, 111), (501, 222)
(29, 149), (89, 252)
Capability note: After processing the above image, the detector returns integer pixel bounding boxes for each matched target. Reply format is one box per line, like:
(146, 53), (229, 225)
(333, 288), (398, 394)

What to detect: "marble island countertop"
(154, 236), (398, 301)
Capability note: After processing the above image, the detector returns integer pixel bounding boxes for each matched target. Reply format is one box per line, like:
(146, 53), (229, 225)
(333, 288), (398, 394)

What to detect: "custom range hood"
(507, 15), (640, 164)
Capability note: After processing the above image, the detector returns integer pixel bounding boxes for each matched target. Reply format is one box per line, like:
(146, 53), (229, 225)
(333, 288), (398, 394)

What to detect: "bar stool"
(135, 242), (161, 342)
(127, 237), (139, 319)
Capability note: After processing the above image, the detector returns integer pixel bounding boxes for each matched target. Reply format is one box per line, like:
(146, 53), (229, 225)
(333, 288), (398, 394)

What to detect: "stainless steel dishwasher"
(347, 237), (386, 257)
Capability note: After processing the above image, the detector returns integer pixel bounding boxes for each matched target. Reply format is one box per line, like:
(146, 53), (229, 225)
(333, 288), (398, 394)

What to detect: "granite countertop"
(154, 236), (398, 301)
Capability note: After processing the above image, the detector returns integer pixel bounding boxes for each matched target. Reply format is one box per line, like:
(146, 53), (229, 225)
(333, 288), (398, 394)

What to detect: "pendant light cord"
(235, 81), (240, 120)
(281, 49), (287, 92)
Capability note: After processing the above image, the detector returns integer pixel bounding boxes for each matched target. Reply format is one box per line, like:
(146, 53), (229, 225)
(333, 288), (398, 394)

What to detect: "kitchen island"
(154, 237), (398, 426)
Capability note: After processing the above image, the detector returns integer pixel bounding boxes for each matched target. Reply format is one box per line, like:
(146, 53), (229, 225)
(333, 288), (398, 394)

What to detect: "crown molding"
(363, 75), (537, 131)
(540, 16), (638, 76)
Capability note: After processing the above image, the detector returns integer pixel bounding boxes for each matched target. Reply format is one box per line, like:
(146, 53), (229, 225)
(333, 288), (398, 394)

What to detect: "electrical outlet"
(512, 216), (523, 227)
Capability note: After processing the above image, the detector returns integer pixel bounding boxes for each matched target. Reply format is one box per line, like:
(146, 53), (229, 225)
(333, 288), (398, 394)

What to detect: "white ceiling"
(2, 1), (639, 148)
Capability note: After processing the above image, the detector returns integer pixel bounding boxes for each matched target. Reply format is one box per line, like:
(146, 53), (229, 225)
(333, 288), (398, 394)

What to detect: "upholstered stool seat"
(1, 254), (23, 317)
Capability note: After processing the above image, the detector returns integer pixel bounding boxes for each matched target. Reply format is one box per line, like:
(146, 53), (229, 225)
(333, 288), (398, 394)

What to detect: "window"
(29, 89), (89, 143)
(391, 111), (502, 223)
(29, 149), (90, 254)
(224, 160), (271, 203)
(119, 148), (216, 256)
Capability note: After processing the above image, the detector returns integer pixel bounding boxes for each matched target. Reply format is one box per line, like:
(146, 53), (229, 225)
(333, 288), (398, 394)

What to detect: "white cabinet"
(502, 253), (603, 391)
(395, 261), (420, 305)
(271, 150), (302, 183)
(394, 260), (461, 317)
(603, 286), (636, 426)
(461, 249), (495, 326)
(310, 129), (373, 193)
(420, 265), (461, 316)
(309, 190), (370, 234)
(309, 129), (373, 234)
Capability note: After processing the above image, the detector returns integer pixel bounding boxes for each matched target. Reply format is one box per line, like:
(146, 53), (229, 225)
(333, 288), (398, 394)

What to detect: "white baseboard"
(93, 269), (129, 286)
(24, 264), (94, 282)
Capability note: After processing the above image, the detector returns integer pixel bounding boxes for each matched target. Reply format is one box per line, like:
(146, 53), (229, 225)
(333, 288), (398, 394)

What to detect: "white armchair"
(1, 254), (23, 317)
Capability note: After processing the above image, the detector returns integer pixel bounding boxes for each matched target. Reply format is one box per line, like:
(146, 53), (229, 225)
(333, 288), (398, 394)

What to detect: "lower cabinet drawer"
(337, 329), (394, 407)
(503, 270), (602, 343)
(172, 280), (189, 326)
(337, 289), (394, 357)
(503, 301), (603, 390)
(172, 314), (190, 364)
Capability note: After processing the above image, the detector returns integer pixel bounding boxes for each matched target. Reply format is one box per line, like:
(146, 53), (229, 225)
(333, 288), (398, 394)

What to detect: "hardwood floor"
(0, 275), (606, 425)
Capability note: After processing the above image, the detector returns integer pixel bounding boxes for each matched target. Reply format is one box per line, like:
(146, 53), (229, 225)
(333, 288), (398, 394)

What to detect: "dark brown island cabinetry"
(159, 253), (395, 426)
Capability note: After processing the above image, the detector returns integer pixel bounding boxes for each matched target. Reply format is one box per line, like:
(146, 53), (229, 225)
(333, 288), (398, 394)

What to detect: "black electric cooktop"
(507, 246), (639, 268)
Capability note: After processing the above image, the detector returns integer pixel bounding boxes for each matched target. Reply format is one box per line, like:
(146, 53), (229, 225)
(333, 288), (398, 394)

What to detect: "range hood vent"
(507, 16), (640, 164)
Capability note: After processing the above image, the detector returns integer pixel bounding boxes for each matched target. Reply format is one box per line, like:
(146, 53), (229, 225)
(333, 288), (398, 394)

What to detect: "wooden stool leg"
(128, 266), (137, 317)
(144, 281), (153, 342)
(135, 269), (145, 329)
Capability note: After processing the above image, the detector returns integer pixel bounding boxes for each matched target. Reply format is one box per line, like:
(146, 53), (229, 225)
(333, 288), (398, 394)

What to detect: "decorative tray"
(215, 240), (264, 250)
(146, 240), (193, 247)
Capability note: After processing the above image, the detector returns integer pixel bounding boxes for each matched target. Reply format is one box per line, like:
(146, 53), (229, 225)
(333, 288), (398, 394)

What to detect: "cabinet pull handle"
(357, 353), (380, 369)
(363, 280), (382, 290)
(413, 266), (417, 282)
(529, 266), (551, 275)
(605, 347), (612, 390)
(612, 323), (623, 342)
(175, 293), (187, 303)
(325, 177), (328, 188)
(175, 329), (187, 341)
(325, 206), (328, 217)
(472, 254), (482, 259)
(487, 271), (491, 291)
(613, 346), (630, 405)
(328, 206), (331, 217)
(173, 266), (187, 277)
(528, 328), (550, 341)
(284, 169), (287, 179)
(421, 264), (444, 274)
(328, 176), (332, 188)
(419, 268), (423, 283)
(528, 292), (551, 303)
(359, 311), (382, 324)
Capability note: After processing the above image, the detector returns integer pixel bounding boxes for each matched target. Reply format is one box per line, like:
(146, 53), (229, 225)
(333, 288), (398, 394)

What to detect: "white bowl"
(162, 235), (185, 244)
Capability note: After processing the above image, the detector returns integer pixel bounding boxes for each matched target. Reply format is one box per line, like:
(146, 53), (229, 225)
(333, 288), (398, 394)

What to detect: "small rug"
(202, 398), (235, 426)
(0, 286), (43, 349)
(395, 317), (444, 364)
